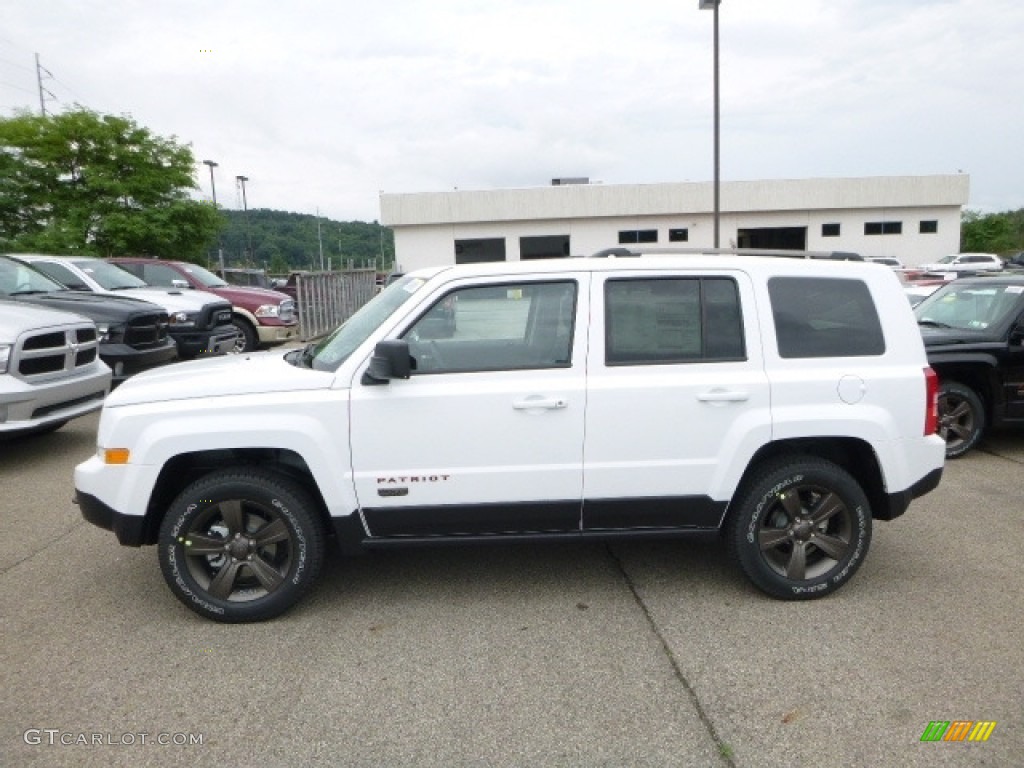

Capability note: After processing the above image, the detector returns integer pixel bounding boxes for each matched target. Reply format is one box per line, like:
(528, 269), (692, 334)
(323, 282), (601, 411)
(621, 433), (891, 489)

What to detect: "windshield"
(308, 275), (428, 371)
(74, 259), (148, 290)
(0, 258), (65, 295)
(915, 284), (1024, 330)
(182, 263), (229, 288)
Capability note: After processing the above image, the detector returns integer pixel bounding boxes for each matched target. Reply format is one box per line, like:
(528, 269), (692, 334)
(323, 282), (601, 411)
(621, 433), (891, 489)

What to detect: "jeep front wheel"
(158, 469), (325, 622)
(728, 458), (871, 600)
(937, 380), (985, 459)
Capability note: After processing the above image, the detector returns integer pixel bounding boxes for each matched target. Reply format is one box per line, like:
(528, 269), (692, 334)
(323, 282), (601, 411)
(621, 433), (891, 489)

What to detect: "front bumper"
(76, 490), (148, 546)
(100, 340), (178, 381)
(256, 322), (299, 346)
(173, 324), (241, 357)
(0, 367), (111, 433)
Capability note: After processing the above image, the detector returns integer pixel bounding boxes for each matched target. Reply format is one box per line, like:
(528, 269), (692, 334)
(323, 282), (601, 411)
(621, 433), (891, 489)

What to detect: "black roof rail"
(588, 247), (864, 260)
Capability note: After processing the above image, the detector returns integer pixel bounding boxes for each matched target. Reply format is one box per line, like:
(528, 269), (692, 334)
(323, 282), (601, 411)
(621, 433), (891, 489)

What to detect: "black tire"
(728, 457), (872, 600)
(937, 380), (985, 459)
(229, 318), (258, 354)
(158, 469), (325, 622)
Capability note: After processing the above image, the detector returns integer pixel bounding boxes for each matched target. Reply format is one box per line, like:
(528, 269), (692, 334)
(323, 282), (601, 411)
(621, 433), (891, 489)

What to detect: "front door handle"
(512, 396), (568, 411)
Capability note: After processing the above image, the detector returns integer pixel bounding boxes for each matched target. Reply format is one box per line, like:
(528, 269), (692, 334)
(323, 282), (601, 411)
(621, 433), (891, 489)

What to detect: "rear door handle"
(512, 396), (568, 411)
(696, 389), (750, 403)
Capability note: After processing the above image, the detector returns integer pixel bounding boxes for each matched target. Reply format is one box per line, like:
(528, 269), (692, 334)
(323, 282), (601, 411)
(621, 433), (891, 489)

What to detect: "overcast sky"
(3, 0), (1022, 222)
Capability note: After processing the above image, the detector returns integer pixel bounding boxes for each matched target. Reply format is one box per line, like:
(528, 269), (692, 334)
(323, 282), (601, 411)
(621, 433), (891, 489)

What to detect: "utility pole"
(35, 53), (56, 117)
(203, 160), (225, 271)
(236, 175), (252, 264)
(316, 208), (324, 271)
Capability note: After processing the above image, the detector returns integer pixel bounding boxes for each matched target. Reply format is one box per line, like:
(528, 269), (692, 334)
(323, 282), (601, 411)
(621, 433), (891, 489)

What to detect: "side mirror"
(362, 339), (412, 385)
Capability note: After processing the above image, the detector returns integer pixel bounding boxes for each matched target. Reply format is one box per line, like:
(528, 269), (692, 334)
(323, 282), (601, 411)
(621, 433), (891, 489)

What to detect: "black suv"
(0, 256), (177, 381)
(914, 275), (1024, 457)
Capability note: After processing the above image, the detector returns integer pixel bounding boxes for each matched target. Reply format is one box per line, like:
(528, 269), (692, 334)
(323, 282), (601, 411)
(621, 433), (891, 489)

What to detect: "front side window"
(605, 277), (744, 365)
(403, 281), (577, 373)
(769, 277), (885, 358)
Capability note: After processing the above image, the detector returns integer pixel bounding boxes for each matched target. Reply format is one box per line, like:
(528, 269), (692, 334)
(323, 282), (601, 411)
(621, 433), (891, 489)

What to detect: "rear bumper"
(877, 466), (944, 521)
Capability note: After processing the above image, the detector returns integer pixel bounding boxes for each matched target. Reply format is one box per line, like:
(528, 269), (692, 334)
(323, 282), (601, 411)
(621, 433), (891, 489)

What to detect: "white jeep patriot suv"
(75, 251), (945, 622)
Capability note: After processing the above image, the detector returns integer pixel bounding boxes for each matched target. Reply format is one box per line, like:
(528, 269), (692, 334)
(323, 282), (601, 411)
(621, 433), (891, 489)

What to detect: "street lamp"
(699, 0), (721, 248)
(236, 175), (252, 264)
(203, 160), (225, 271)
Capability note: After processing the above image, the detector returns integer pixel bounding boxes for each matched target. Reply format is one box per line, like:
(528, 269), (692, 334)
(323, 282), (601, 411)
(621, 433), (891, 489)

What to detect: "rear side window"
(768, 277), (885, 358)
(605, 277), (744, 365)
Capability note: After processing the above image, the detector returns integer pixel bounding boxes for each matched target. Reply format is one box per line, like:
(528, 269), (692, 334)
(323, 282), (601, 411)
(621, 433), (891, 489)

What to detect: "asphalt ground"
(1, 412), (1021, 768)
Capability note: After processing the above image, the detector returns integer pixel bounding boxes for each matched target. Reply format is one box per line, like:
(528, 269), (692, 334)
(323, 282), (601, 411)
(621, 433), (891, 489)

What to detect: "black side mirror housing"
(362, 339), (412, 385)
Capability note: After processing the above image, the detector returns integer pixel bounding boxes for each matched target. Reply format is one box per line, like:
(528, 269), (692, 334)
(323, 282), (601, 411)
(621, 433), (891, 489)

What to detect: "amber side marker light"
(103, 448), (131, 465)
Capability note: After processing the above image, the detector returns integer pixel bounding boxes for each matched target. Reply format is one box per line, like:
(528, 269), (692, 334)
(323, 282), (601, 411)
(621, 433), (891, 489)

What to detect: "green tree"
(0, 108), (222, 258)
(961, 209), (1024, 254)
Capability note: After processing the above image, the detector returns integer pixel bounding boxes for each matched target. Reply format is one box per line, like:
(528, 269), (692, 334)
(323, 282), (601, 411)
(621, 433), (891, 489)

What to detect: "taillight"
(924, 367), (939, 435)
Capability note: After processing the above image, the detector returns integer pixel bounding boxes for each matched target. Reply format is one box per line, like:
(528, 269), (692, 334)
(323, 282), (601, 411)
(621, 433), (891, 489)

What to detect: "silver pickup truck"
(0, 301), (111, 437)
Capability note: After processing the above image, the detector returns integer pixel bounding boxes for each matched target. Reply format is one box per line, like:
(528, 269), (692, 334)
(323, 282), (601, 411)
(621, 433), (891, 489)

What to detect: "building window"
(822, 223), (840, 237)
(864, 221), (902, 236)
(668, 228), (689, 242)
(919, 220), (938, 234)
(618, 229), (658, 244)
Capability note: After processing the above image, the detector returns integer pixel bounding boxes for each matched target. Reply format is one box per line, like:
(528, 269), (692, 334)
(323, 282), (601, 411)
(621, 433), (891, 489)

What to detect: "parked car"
(0, 300), (111, 437)
(918, 253), (1004, 273)
(76, 250), (944, 622)
(10, 255), (238, 359)
(215, 267), (273, 289)
(109, 258), (298, 353)
(0, 256), (176, 382)
(914, 274), (1024, 457)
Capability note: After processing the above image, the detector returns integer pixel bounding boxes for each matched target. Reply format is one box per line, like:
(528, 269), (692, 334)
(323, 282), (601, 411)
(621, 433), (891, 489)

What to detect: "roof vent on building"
(551, 177), (589, 186)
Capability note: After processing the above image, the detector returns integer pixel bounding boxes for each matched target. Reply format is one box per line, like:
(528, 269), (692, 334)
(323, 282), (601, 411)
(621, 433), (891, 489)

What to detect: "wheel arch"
(729, 437), (888, 521)
(139, 448), (336, 546)
(929, 362), (997, 427)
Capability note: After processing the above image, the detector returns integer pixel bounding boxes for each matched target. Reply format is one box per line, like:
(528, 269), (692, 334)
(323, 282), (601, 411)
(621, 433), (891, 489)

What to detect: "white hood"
(106, 351), (335, 407)
(116, 288), (222, 312)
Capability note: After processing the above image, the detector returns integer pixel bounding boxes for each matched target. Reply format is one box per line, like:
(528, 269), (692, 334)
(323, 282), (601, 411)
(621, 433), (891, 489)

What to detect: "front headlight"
(95, 323), (124, 343)
(168, 311), (197, 328)
(254, 304), (281, 318)
(0, 343), (11, 374)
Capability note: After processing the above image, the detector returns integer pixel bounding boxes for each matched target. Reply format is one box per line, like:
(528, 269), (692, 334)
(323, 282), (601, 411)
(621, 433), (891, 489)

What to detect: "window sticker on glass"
(1006, 286), (1024, 295)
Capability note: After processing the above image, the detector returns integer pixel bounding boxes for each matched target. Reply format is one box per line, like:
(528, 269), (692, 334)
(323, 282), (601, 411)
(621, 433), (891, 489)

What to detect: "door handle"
(696, 389), (750, 403)
(512, 396), (568, 410)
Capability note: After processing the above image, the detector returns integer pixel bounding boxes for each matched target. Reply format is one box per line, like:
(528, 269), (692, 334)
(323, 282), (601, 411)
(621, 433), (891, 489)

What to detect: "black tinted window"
(605, 277), (744, 365)
(768, 277), (885, 358)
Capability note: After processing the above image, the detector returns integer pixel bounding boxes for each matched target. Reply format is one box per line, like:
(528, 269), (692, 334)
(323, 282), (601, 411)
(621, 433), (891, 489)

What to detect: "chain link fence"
(295, 269), (377, 341)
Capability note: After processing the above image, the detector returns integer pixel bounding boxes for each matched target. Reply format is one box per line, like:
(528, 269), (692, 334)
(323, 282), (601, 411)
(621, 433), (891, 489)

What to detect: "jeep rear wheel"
(937, 380), (985, 459)
(729, 458), (871, 600)
(158, 469), (325, 622)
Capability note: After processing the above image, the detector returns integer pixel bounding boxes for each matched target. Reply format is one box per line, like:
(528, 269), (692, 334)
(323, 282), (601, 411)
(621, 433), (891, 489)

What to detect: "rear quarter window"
(768, 277), (885, 358)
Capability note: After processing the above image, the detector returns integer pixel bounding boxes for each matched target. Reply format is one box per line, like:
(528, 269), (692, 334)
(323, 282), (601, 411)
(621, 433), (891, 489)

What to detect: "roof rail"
(589, 246), (864, 261)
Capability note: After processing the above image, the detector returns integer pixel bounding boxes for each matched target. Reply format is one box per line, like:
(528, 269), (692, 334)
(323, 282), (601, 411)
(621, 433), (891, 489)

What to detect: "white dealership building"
(380, 174), (969, 272)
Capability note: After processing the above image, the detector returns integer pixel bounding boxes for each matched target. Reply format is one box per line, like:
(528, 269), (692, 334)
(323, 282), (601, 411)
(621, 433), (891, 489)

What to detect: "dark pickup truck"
(0, 256), (177, 382)
(914, 274), (1024, 457)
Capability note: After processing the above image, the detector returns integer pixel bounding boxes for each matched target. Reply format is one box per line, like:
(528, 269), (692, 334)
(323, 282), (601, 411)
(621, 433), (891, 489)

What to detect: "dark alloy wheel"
(158, 469), (325, 622)
(937, 380), (985, 459)
(729, 457), (872, 600)
(229, 318), (258, 354)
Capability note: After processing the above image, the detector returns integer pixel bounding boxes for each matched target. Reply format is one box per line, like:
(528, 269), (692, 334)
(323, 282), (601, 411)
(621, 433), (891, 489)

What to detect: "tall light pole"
(203, 159), (225, 271)
(699, 0), (721, 248)
(236, 175), (252, 264)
